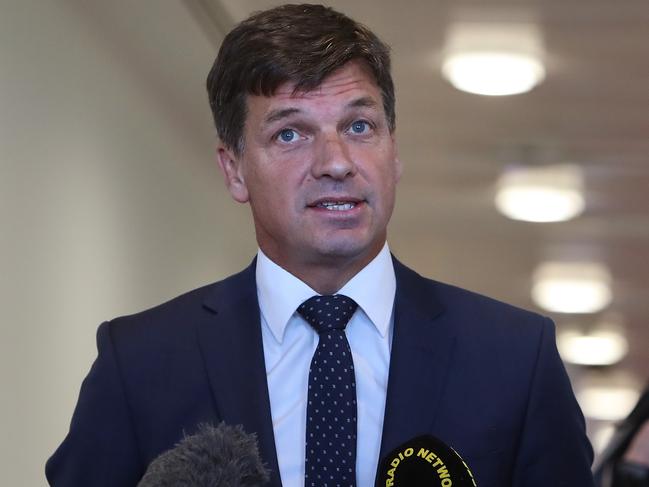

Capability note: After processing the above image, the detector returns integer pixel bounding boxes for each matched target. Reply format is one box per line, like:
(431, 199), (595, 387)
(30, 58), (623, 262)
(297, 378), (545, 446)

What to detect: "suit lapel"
(197, 260), (282, 487)
(379, 257), (457, 459)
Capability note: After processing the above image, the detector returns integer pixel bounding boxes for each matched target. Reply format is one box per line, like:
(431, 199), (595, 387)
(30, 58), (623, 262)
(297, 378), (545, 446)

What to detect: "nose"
(311, 133), (357, 180)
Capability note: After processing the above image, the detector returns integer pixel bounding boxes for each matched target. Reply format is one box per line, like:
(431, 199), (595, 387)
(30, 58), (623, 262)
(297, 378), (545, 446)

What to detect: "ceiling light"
(577, 386), (640, 421)
(557, 329), (628, 366)
(442, 52), (545, 96)
(495, 164), (585, 222)
(532, 261), (612, 313)
(441, 22), (545, 96)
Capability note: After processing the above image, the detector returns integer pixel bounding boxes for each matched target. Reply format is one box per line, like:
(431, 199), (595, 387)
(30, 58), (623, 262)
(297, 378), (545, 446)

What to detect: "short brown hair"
(206, 4), (395, 154)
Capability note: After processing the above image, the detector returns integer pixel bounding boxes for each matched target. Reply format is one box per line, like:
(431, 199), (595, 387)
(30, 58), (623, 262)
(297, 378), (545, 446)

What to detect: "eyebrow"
(263, 107), (301, 126)
(347, 96), (378, 110)
(262, 96), (380, 126)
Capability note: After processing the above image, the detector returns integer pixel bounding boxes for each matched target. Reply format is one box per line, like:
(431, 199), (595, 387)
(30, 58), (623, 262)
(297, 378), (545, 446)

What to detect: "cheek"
(253, 175), (300, 219)
(365, 155), (400, 192)
(375, 166), (400, 212)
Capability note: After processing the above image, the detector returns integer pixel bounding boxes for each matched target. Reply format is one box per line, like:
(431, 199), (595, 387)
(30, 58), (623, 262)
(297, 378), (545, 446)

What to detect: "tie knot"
(298, 294), (358, 334)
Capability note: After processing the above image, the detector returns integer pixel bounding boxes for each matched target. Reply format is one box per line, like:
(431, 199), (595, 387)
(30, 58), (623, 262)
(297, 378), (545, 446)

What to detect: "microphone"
(376, 435), (477, 487)
(137, 422), (270, 487)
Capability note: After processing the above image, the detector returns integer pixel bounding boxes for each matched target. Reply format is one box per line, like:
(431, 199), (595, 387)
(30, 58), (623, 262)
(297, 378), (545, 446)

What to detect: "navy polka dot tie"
(298, 294), (358, 487)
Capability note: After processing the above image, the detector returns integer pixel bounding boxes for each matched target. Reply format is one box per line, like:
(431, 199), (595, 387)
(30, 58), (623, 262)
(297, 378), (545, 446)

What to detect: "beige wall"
(0, 2), (252, 484)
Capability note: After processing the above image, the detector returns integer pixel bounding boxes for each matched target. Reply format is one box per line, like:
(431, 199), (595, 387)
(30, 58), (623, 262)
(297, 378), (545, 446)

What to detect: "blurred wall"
(0, 2), (253, 484)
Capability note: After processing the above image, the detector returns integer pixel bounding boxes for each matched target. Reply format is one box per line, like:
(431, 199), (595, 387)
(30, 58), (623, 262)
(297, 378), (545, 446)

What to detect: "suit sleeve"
(511, 318), (595, 486)
(46, 321), (145, 486)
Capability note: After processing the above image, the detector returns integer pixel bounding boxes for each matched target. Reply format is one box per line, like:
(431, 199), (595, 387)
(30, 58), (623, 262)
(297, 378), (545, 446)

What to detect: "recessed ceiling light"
(577, 386), (640, 421)
(442, 22), (545, 96)
(495, 164), (585, 222)
(532, 261), (612, 313)
(557, 329), (628, 366)
(442, 52), (545, 96)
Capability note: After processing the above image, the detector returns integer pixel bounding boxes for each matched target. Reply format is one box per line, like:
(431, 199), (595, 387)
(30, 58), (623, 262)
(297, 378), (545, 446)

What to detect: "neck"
(260, 244), (384, 295)
(290, 260), (368, 295)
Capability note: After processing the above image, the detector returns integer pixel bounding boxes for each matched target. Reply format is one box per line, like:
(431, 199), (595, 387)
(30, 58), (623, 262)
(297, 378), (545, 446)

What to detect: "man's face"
(218, 60), (401, 276)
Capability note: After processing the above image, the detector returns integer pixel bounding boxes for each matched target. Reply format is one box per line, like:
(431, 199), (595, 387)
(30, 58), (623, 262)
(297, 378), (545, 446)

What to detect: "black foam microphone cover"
(138, 422), (270, 487)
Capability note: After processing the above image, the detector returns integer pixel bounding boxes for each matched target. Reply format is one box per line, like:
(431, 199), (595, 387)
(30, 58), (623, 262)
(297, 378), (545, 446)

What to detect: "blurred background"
(1, 0), (647, 484)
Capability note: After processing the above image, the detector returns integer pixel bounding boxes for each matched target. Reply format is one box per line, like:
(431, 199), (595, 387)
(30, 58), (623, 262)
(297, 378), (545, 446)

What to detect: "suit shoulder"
(396, 260), (550, 337)
(435, 278), (546, 322)
(432, 279), (554, 352)
(400, 266), (558, 375)
(104, 263), (255, 341)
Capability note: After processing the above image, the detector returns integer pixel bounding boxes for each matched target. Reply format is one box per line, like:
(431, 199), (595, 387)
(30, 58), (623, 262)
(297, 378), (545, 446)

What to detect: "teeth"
(317, 201), (356, 211)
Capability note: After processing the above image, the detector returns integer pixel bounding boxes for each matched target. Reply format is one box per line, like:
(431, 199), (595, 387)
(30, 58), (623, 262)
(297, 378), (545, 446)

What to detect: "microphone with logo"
(376, 435), (478, 487)
(137, 422), (270, 487)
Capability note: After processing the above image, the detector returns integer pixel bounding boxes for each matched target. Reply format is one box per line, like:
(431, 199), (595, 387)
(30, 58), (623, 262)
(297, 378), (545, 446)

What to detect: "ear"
(217, 145), (249, 203)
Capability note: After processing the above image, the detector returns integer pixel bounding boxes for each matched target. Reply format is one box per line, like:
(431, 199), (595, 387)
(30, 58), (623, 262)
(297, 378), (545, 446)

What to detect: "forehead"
(246, 61), (383, 121)
(277, 61), (379, 99)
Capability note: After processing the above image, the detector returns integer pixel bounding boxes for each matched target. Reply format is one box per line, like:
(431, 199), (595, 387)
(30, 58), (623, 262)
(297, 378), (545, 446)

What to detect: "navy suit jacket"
(47, 257), (594, 486)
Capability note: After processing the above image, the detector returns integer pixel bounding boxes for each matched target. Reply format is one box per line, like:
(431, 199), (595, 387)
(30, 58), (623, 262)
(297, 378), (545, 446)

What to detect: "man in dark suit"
(47, 4), (595, 486)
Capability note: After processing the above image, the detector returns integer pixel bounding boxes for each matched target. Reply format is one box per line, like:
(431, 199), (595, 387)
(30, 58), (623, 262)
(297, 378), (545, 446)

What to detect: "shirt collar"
(256, 242), (396, 343)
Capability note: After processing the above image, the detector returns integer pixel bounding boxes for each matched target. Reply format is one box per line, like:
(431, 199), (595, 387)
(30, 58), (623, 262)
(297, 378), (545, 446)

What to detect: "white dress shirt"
(256, 243), (396, 487)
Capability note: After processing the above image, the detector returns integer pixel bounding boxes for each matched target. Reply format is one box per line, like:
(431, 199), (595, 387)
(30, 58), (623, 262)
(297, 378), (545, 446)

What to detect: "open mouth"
(315, 201), (358, 211)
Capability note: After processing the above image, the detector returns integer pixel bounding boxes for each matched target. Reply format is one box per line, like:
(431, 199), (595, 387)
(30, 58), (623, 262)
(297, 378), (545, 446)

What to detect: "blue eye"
(350, 120), (370, 134)
(278, 128), (299, 143)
